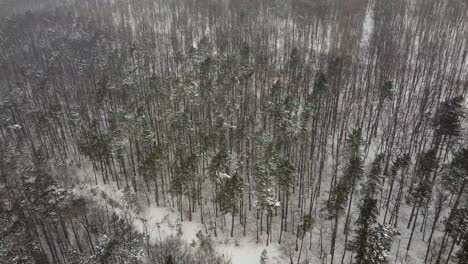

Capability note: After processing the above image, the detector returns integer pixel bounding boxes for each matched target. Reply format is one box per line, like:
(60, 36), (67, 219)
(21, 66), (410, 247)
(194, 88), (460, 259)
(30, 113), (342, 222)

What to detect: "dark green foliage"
(366, 224), (399, 264)
(456, 232), (468, 264)
(254, 161), (280, 210)
(298, 213), (314, 238)
(366, 154), (384, 197)
(416, 148), (438, 180)
(276, 95), (300, 142)
(406, 149), (437, 206)
(433, 96), (465, 139)
(325, 129), (364, 219)
(444, 208), (468, 240)
(218, 172), (243, 214)
(78, 123), (112, 162)
(140, 148), (164, 178)
(409, 178), (433, 206)
(381, 81), (394, 101)
(325, 178), (350, 220)
(450, 148), (468, 176)
(349, 195), (378, 263)
(350, 153), (399, 264)
(345, 156), (365, 186)
(289, 47), (301, 70)
(275, 159), (295, 193)
(0, 1), (466, 264)
(253, 137), (280, 211)
(342, 129), (364, 189)
(173, 148), (198, 196)
(346, 129), (363, 160)
(313, 72), (328, 95)
(268, 81), (301, 143)
(443, 148), (468, 193)
(93, 220), (145, 264)
(209, 148), (230, 182)
(0, 208), (44, 263)
(392, 154), (411, 174)
(350, 200), (399, 264)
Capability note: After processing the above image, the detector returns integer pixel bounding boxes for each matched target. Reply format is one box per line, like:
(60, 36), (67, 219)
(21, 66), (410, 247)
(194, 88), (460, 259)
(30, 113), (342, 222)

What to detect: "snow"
(139, 205), (202, 244)
(74, 166), (284, 264)
(8, 124), (22, 130)
(360, 4), (374, 49)
(217, 239), (282, 264)
(218, 172), (232, 179)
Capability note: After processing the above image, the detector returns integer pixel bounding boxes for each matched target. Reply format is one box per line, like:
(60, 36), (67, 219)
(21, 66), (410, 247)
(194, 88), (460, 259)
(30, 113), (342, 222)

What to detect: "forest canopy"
(0, 0), (467, 263)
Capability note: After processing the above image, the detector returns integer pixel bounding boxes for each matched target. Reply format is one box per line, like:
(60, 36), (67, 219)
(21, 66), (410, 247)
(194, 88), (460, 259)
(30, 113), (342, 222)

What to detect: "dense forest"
(0, 0), (467, 263)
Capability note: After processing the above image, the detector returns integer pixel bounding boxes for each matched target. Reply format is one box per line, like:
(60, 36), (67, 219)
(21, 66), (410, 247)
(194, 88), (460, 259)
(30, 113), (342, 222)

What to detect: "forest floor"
(72, 162), (284, 264)
(68, 152), (451, 264)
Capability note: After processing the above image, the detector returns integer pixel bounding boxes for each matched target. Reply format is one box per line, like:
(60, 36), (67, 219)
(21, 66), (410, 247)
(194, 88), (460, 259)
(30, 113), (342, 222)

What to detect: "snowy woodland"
(0, 0), (467, 263)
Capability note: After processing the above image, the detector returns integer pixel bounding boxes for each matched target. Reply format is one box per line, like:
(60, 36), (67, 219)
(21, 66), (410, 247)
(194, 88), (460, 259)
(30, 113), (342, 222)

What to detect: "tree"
(218, 172), (243, 237)
(2, 1), (468, 264)
(139, 148), (165, 206)
(456, 232), (468, 264)
(433, 95), (465, 150)
(336, 129), (364, 264)
(349, 195), (378, 264)
(276, 158), (295, 243)
(366, 224), (399, 264)
(254, 159), (280, 246)
(435, 149), (468, 264)
(442, 208), (468, 264)
(350, 193), (400, 264)
(296, 214), (314, 264)
(252, 134), (281, 246)
(367, 80), (395, 145)
(173, 147), (198, 221)
(93, 219), (145, 264)
(325, 176), (349, 264)
(405, 150), (437, 258)
(384, 153), (411, 226)
(78, 122), (112, 185)
(349, 153), (391, 264)
(364, 154), (384, 198)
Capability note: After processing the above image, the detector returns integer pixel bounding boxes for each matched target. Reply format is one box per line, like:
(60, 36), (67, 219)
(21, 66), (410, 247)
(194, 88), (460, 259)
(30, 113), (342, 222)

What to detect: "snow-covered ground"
(74, 166), (283, 264)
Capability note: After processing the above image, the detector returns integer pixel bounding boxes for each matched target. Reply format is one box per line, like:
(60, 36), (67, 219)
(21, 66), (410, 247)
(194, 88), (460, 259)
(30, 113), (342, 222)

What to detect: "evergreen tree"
(254, 136), (280, 246)
(276, 158), (294, 243)
(350, 195), (378, 264)
(349, 152), (399, 264)
(456, 232), (468, 264)
(445, 208), (468, 241)
(435, 149), (468, 264)
(441, 208), (468, 263)
(405, 149), (437, 257)
(172, 146), (198, 221)
(365, 154), (384, 198)
(433, 96), (465, 150)
(350, 197), (400, 264)
(444, 148), (468, 208)
(218, 172), (244, 237)
(407, 149), (438, 213)
(326, 129), (364, 264)
(139, 147), (164, 205)
(383, 153), (411, 225)
(350, 154), (383, 264)
(297, 214), (314, 263)
(367, 224), (400, 263)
